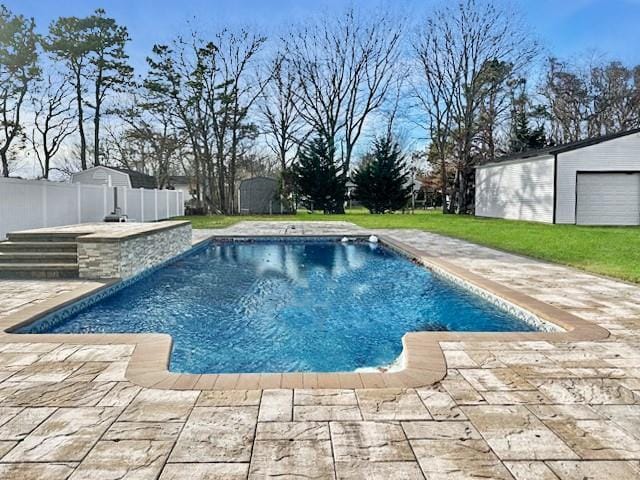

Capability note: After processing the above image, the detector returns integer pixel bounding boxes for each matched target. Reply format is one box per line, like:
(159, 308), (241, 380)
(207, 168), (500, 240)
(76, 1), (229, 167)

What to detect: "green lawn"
(175, 210), (640, 283)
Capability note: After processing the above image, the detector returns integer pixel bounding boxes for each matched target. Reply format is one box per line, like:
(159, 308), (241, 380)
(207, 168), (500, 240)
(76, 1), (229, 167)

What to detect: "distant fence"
(0, 178), (184, 240)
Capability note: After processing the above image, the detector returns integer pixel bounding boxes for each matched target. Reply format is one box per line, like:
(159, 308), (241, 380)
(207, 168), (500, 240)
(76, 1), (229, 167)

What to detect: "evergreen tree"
(352, 136), (411, 214)
(46, 9), (132, 169)
(510, 106), (547, 152)
(508, 79), (547, 153)
(0, 5), (39, 177)
(292, 136), (346, 213)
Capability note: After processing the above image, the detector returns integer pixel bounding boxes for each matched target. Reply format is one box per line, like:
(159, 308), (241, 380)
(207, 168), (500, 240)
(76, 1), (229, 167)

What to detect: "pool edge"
(0, 233), (609, 390)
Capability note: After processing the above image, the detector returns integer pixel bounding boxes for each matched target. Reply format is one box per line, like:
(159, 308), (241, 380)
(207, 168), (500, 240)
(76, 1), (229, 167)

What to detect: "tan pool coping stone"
(9, 220), (191, 243)
(0, 232), (609, 390)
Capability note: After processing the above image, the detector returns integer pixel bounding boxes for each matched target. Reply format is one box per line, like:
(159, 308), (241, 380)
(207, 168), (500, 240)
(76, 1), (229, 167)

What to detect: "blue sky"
(5, 0), (640, 72)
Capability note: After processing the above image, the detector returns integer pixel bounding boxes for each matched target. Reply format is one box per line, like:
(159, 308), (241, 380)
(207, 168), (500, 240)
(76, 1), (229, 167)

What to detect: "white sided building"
(70, 166), (157, 190)
(475, 128), (640, 225)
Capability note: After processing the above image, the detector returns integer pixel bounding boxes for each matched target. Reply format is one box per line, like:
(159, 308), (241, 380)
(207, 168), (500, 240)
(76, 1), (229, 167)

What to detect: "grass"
(175, 209), (640, 283)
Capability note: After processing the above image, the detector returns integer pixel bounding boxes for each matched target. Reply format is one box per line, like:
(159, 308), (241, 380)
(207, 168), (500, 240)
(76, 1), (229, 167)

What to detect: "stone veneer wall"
(77, 224), (192, 279)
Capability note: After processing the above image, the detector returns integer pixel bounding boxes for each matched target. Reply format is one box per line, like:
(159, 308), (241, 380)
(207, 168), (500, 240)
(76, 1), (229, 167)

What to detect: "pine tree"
(292, 136), (346, 213)
(508, 79), (547, 153)
(352, 136), (412, 214)
(510, 107), (546, 152)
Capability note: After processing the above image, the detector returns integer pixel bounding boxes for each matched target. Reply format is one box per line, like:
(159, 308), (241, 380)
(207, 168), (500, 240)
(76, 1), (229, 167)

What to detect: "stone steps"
(0, 241), (78, 253)
(0, 252), (78, 264)
(0, 236), (79, 279)
(0, 263), (79, 279)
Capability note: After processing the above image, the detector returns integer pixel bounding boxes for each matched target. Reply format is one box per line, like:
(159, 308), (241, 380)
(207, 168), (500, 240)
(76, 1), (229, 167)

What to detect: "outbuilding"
(475, 128), (640, 225)
(71, 166), (156, 189)
(238, 176), (291, 214)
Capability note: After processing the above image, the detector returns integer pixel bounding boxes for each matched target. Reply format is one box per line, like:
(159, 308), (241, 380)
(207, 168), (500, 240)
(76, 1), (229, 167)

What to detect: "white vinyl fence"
(0, 178), (184, 240)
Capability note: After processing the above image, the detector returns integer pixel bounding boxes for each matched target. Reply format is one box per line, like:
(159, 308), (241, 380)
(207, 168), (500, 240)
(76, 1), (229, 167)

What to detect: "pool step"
(0, 241), (78, 253)
(0, 263), (79, 279)
(0, 237), (79, 279)
(0, 252), (78, 264)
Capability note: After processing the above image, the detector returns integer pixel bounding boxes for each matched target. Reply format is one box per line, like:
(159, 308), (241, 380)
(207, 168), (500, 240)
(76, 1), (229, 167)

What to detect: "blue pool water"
(20, 240), (537, 373)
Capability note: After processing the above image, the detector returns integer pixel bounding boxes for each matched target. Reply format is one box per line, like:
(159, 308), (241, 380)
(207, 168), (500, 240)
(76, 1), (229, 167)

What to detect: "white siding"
(71, 166), (131, 188)
(173, 184), (193, 201)
(475, 155), (555, 223)
(556, 132), (640, 224)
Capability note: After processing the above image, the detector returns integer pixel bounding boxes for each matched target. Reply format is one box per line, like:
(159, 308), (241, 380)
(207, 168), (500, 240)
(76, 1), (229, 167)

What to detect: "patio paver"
(0, 221), (639, 477)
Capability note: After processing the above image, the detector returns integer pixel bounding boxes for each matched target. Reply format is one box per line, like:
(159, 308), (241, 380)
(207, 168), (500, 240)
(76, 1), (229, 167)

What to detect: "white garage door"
(576, 172), (640, 225)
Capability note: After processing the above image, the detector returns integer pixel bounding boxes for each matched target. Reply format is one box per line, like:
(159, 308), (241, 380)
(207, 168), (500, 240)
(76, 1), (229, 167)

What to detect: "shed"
(238, 176), (290, 214)
(475, 128), (640, 225)
(71, 166), (156, 189)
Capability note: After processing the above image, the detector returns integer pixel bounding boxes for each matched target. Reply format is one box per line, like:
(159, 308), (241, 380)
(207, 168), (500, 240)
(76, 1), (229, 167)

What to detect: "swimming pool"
(19, 239), (540, 373)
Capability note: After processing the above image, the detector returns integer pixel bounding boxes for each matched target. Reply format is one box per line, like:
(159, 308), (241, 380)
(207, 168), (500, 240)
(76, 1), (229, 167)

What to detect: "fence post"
(166, 191), (170, 218)
(140, 188), (144, 222)
(42, 182), (48, 227)
(123, 187), (128, 218)
(103, 184), (108, 217)
(76, 183), (82, 223)
(154, 189), (159, 221)
(176, 191), (180, 216)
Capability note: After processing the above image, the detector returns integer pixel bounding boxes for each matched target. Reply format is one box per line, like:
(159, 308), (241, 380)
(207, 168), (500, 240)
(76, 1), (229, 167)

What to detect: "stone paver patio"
(0, 221), (639, 479)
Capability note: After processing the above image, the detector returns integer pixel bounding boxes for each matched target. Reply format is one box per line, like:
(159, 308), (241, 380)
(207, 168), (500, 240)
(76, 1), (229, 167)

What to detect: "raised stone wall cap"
(76, 221), (191, 243)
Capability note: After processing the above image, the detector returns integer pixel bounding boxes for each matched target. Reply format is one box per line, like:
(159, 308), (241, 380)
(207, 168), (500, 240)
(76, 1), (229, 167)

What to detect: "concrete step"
(0, 252), (77, 264)
(0, 241), (77, 253)
(0, 263), (79, 279)
(6, 233), (83, 243)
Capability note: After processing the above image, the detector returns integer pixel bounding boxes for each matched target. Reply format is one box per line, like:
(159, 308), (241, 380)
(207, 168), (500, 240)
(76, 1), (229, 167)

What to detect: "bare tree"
(145, 29), (266, 214)
(285, 8), (402, 200)
(28, 73), (76, 178)
(541, 56), (640, 145)
(108, 93), (184, 188)
(588, 61), (640, 135)
(412, 10), (460, 213)
(216, 30), (267, 214)
(542, 58), (589, 143)
(259, 54), (307, 172)
(413, 0), (537, 213)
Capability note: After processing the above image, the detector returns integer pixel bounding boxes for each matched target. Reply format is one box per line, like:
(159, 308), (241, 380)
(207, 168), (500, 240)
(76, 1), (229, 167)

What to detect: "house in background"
(71, 166), (157, 189)
(167, 175), (195, 202)
(475, 128), (640, 225)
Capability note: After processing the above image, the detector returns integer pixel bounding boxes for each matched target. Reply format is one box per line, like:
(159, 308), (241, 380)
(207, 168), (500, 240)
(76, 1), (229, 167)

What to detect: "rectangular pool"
(19, 239), (540, 373)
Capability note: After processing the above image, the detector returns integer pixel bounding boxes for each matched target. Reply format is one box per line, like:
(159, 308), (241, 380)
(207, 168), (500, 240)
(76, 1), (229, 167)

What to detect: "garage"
(475, 128), (640, 225)
(576, 172), (640, 225)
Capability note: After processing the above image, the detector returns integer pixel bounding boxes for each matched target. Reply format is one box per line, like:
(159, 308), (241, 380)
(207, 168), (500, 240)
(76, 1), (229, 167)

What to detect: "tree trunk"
(216, 150), (226, 214)
(457, 170), (467, 214)
(194, 154), (202, 208)
(440, 152), (448, 214)
(44, 153), (51, 180)
(75, 69), (87, 170)
(229, 126), (237, 214)
(0, 150), (9, 177)
(93, 75), (101, 167)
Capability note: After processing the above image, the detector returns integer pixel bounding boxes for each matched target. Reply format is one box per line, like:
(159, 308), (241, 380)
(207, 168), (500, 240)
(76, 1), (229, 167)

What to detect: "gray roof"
(484, 127), (640, 166)
(110, 167), (157, 189)
(168, 175), (192, 185)
(239, 176), (277, 185)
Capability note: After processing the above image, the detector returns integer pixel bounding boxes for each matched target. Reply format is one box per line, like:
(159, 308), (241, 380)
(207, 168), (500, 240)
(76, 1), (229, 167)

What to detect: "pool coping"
(9, 220), (191, 243)
(0, 232), (609, 390)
